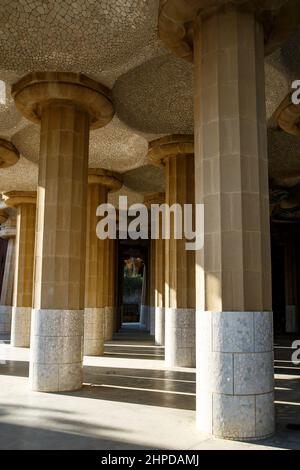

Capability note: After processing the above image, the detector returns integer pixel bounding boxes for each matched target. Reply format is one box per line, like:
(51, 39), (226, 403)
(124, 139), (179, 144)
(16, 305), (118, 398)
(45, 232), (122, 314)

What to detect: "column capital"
(158, 0), (300, 61)
(0, 138), (20, 169)
(88, 168), (122, 192)
(144, 192), (165, 208)
(274, 93), (300, 137)
(0, 209), (8, 225)
(11, 72), (114, 130)
(2, 191), (37, 208)
(0, 213), (16, 239)
(148, 134), (194, 167)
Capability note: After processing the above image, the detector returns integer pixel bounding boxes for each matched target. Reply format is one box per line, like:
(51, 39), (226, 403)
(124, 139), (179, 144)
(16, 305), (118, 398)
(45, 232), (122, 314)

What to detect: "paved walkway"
(0, 329), (299, 450)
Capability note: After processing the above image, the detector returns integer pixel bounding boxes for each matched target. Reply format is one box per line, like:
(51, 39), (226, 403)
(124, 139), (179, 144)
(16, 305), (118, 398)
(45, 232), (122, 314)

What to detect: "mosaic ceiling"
(0, 1), (299, 206)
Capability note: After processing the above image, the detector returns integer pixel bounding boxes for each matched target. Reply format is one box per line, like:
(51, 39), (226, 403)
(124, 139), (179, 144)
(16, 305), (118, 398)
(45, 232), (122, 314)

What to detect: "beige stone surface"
(144, 192), (166, 344)
(0, 237), (15, 307)
(11, 72), (115, 389)
(194, 8), (272, 312)
(165, 154), (195, 310)
(158, 0), (300, 62)
(0, 209), (8, 225)
(2, 191), (36, 347)
(12, 72), (114, 130)
(194, 6), (274, 441)
(2, 192), (36, 309)
(0, 1), (297, 198)
(85, 171), (119, 352)
(0, 138), (19, 169)
(275, 92), (300, 137)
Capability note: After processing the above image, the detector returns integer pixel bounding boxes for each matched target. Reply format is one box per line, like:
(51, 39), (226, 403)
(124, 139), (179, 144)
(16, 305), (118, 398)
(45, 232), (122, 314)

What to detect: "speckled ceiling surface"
(0, 1), (299, 198)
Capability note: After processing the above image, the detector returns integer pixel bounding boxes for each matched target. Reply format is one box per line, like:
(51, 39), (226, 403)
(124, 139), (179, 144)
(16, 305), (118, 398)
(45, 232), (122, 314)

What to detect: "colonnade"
(0, 1), (284, 440)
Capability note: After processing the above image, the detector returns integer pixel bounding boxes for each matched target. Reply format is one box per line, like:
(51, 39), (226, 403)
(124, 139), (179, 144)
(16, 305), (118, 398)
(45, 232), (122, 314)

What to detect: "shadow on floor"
(0, 359), (196, 411)
(0, 408), (154, 450)
(103, 343), (165, 360)
(0, 360), (29, 377)
(63, 365), (196, 411)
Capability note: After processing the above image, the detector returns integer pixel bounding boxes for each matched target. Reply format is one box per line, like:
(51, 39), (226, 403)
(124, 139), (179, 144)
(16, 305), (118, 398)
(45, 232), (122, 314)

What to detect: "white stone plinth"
(0, 305), (12, 334)
(29, 309), (84, 392)
(11, 306), (31, 347)
(155, 307), (165, 346)
(196, 311), (275, 440)
(84, 307), (105, 355)
(165, 308), (195, 367)
(150, 306), (155, 336)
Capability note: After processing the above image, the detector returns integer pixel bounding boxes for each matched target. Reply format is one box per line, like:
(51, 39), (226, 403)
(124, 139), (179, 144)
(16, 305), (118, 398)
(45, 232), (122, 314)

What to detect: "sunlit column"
(0, 213), (16, 334)
(149, 136), (195, 366)
(85, 169), (121, 353)
(3, 192), (36, 347)
(12, 72), (114, 390)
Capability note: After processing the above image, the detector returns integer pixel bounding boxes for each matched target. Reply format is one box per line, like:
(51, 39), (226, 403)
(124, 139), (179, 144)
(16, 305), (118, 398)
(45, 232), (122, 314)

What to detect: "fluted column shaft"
(284, 237), (299, 332)
(10, 201), (36, 347)
(165, 154), (195, 366)
(84, 169), (121, 352)
(0, 237), (15, 306)
(104, 237), (116, 341)
(12, 72), (114, 392)
(84, 183), (107, 355)
(154, 207), (165, 345)
(30, 102), (89, 390)
(194, 7), (274, 439)
(149, 239), (156, 335)
(0, 230), (16, 334)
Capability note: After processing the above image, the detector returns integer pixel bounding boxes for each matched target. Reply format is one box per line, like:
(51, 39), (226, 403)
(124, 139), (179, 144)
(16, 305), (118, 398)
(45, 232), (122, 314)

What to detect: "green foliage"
(124, 273), (143, 297)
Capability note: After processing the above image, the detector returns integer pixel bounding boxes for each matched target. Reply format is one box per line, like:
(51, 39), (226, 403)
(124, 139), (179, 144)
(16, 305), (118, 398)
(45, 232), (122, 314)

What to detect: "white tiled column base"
(196, 311), (275, 440)
(150, 306), (155, 336)
(165, 308), (195, 367)
(104, 306), (114, 341)
(155, 307), (165, 346)
(29, 309), (83, 392)
(11, 306), (31, 347)
(84, 307), (104, 356)
(0, 306), (12, 334)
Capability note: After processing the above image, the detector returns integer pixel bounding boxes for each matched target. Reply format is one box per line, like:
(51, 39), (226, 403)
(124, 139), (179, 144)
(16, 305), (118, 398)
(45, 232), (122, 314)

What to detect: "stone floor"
(0, 328), (300, 450)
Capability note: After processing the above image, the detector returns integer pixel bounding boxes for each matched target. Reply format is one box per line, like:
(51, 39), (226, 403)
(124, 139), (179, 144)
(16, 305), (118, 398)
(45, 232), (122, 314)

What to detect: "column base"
(104, 306), (114, 341)
(150, 306), (155, 336)
(11, 306), (31, 347)
(29, 309), (83, 392)
(0, 306), (12, 334)
(285, 305), (299, 333)
(165, 308), (195, 367)
(140, 304), (150, 330)
(155, 307), (165, 346)
(84, 307), (105, 355)
(196, 311), (275, 440)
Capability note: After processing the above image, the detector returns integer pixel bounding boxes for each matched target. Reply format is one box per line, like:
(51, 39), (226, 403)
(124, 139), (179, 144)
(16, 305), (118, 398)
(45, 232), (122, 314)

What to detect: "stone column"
(193, 8), (274, 439)
(144, 193), (166, 344)
(3, 192), (36, 347)
(284, 236), (299, 332)
(104, 237), (117, 341)
(139, 261), (149, 330)
(158, 0), (300, 441)
(85, 169), (121, 354)
(12, 72), (114, 391)
(149, 239), (156, 336)
(0, 214), (16, 334)
(149, 136), (195, 367)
